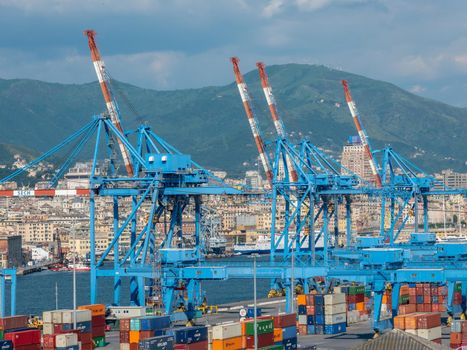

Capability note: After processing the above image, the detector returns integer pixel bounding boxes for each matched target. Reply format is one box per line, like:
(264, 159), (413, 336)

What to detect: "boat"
(234, 233), (324, 255)
(67, 263), (91, 272)
(207, 236), (227, 254)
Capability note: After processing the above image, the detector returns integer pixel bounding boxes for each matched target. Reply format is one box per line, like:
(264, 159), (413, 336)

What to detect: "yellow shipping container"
(129, 330), (140, 344)
(273, 328), (283, 343)
(212, 337), (243, 350)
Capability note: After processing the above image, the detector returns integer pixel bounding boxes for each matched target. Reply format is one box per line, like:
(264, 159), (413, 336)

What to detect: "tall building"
(340, 136), (374, 185)
(434, 169), (467, 190)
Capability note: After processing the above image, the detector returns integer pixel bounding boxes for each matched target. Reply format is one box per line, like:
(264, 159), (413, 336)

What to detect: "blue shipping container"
(416, 295), (424, 304)
(56, 346), (79, 350)
(282, 326), (296, 340)
(61, 321), (92, 333)
(0, 340), (13, 350)
(140, 335), (174, 350)
(348, 303), (355, 311)
(314, 315), (324, 325)
(166, 326), (208, 344)
(298, 305), (307, 315)
(314, 295), (324, 306)
(314, 325), (324, 334)
(307, 315), (314, 325)
(246, 308), (262, 318)
(283, 337), (298, 350)
(307, 325), (315, 335)
(324, 322), (346, 335)
(141, 316), (171, 331)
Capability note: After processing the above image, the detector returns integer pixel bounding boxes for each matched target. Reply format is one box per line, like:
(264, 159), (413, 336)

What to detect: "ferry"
(234, 234), (324, 255)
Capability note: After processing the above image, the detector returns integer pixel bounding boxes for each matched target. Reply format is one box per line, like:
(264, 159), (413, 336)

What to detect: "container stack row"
(0, 315), (40, 350)
(272, 313), (297, 350)
(168, 326), (209, 350)
(78, 304), (107, 348)
(43, 309), (92, 350)
(212, 322), (242, 350)
(450, 319), (467, 349)
(393, 312), (442, 344)
(241, 317), (276, 349)
(120, 315), (171, 350)
(297, 293), (347, 335)
(335, 285), (370, 324)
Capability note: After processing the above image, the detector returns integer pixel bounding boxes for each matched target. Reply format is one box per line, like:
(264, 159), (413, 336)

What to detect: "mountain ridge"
(0, 63), (465, 177)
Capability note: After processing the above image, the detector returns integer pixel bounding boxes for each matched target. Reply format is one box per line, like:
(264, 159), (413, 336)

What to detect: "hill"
(0, 64), (465, 177)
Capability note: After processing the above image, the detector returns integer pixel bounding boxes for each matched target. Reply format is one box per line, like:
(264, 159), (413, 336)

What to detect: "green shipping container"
(349, 286), (365, 295)
(261, 345), (283, 350)
(93, 336), (106, 348)
(245, 319), (274, 336)
(0, 330), (3, 340)
(455, 283), (462, 293)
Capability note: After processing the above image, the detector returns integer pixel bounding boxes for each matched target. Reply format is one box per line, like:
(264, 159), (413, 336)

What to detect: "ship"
(207, 236), (227, 254)
(234, 233), (324, 255)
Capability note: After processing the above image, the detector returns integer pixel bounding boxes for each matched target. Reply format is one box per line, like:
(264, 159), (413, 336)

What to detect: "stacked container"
(272, 313), (297, 350)
(1, 316), (41, 350)
(241, 318), (274, 349)
(124, 315), (171, 349)
(450, 319), (467, 349)
(299, 293), (347, 335)
(139, 335), (175, 350)
(394, 312), (442, 344)
(403, 283), (448, 313)
(78, 304), (106, 348)
(335, 285), (369, 324)
(167, 326), (209, 350)
(0, 315), (30, 343)
(296, 295), (310, 335)
(42, 309), (92, 350)
(212, 322), (242, 350)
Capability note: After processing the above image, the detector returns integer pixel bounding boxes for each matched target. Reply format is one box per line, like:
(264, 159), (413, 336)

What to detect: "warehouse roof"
(351, 329), (449, 350)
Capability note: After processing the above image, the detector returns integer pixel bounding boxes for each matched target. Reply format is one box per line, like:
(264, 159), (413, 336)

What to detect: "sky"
(1, 0), (467, 106)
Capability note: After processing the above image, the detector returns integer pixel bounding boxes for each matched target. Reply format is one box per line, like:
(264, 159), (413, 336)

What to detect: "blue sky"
(1, 0), (467, 106)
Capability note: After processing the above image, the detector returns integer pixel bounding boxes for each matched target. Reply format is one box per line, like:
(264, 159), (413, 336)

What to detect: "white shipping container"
(324, 303), (346, 315)
(417, 326), (442, 341)
(42, 323), (54, 335)
(62, 309), (92, 323)
(120, 344), (130, 350)
(109, 306), (146, 319)
(298, 315), (307, 325)
(52, 310), (66, 324)
(212, 323), (242, 340)
(56, 333), (78, 347)
(324, 313), (346, 325)
(333, 286), (342, 294)
(405, 329), (417, 335)
(324, 293), (346, 305)
(43, 309), (67, 323)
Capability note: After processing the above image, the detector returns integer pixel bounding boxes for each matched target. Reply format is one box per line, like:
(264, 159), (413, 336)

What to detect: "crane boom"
(230, 57), (273, 186)
(84, 29), (134, 177)
(256, 62), (298, 182)
(341, 80), (382, 187)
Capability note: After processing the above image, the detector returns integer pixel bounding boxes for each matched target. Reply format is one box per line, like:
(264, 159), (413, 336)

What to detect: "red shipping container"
(416, 313), (441, 329)
(298, 325), (307, 335)
(130, 343), (139, 350)
(451, 332), (462, 345)
(439, 295), (446, 303)
(245, 333), (274, 348)
(0, 316), (28, 330)
(305, 295), (314, 305)
(409, 288), (416, 296)
(462, 332), (467, 343)
(81, 343), (93, 350)
(431, 304), (439, 312)
(416, 283), (423, 288)
(15, 345), (41, 350)
(355, 294), (364, 303)
(273, 314), (296, 328)
(79, 332), (93, 344)
(439, 304), (446, 312)
(423, 296), (431, 304)
(306, 306), (314, 315)
(431, 287), (438, 295)
(140, 330), (154, 340)
(348, 295), (356, 303)
(120, 318), (131, 332)
(4, 329), (41, 347)
(416, 304), (424, 312)
(409, 296), (416, 304)
(423, 288), (431, 296)
(92, 315), (106, 326)
(175, 340), (209, 350)
(416, 287), (423, 296)
(92, 325), (106, 337)
(120, 331), (130, 343)
(438, 286), (446, 295)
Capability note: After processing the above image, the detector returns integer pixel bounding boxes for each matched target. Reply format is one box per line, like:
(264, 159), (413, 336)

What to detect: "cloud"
(295, 0), (331, 11)
(409, 84), (426, 94)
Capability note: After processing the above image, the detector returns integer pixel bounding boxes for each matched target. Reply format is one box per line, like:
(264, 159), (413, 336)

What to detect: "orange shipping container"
(298, 325), (307, 336)
(78, 304), (105, 316)
(212, 337), (243, 350)
(450, 332), (462, 345)
(393, 315), (406, 330)
(356, 302), (365, 311)
(129, 330), (140, 344)
(404, 313), (422, 329)
(273, 329), (283, 343)
(297, 295), (307, 306)
(382, 295), (387, 304)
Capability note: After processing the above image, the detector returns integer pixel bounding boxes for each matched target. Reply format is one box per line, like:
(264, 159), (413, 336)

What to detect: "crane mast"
(256, 62), (298, 182)
(230, 57), (273, 186)
(341, 80), (382, 187)
(84, 29), (134, 177)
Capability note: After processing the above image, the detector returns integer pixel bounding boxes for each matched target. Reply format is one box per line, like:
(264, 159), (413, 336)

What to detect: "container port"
(0, 7), (466, 350)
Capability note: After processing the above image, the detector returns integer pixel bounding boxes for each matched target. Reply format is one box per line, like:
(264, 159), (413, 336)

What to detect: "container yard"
(0, 5), (465, 350)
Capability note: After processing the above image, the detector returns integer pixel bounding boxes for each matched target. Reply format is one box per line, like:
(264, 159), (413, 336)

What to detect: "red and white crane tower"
(84, 29), (134, 177)
(341, 80), (382, 188)
(231, 57), (273, 186)
(256, 62), (298, 183)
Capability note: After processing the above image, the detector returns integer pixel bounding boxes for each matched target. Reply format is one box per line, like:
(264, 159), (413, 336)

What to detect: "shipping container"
(56, 333), (79, 347)
(4, 329), (41, 347)
(167, 326), (208, 344)
(273, 314), (295, 329)
(174, 340), (208, 350)
(78, 304), (106, 316)
(212, 323), (241, 340)
(244, 320), (274, 336)
(139, 335), (174, 350)
(212, 336), (242, 350)
(245, 332), (274, 348)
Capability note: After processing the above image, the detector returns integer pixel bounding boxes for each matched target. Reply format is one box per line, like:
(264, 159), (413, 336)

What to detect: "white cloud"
(262, 0), (285, 17)
(295, 0), (331, 11)
(409, 84), (426, 94)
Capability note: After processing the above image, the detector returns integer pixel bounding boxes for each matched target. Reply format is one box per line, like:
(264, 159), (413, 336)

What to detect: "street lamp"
(249, 253), (260, 350)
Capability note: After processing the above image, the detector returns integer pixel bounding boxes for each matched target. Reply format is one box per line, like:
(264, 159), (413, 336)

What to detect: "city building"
(340, 136), (374, 185)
